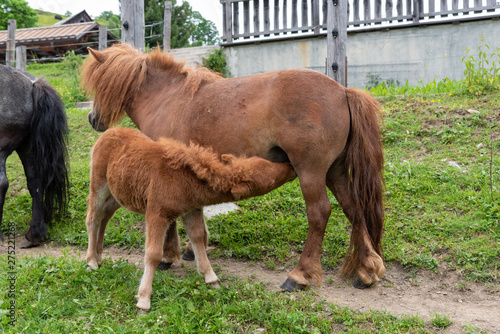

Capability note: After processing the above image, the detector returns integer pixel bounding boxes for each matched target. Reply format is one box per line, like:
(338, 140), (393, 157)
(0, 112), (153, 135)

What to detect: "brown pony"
(86, 127), (296, 311)
(81, 44), (385, 290)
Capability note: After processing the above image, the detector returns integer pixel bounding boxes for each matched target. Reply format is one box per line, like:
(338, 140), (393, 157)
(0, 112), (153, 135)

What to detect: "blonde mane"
(81, 44), (223, 126)
(157, 137), (252, 193)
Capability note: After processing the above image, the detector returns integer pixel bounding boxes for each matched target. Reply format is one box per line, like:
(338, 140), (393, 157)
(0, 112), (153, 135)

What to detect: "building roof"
(0, 22), (98, 47)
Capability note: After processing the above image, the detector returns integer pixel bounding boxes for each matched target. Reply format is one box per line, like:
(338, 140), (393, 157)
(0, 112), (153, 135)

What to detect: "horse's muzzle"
(88, 111), (107, 132)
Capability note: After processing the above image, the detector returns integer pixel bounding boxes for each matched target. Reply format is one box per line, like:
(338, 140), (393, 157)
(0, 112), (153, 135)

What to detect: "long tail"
(341, 87), (384, 278)
(30, 78), (69, 224)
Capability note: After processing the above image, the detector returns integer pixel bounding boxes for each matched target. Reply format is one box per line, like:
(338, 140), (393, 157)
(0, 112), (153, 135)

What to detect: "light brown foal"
(85, 127), (296, 311)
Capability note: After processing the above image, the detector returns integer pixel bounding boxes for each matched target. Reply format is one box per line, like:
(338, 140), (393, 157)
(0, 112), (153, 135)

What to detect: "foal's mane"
(81, 44), (222, 126)
(158, 137), (253, 193)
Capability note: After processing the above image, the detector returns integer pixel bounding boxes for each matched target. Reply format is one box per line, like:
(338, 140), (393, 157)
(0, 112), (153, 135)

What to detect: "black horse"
(0, 65), (69, 248)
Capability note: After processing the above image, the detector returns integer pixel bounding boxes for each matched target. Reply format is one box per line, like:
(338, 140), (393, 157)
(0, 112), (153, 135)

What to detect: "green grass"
(0, 255), (438, 333)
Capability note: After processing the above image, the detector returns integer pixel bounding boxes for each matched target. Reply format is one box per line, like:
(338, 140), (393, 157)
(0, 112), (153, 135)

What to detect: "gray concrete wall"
(223, 19), (500, 88)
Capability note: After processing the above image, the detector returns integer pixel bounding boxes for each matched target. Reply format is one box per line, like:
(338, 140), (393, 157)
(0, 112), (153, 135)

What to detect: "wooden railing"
(220, 0), (500, 44)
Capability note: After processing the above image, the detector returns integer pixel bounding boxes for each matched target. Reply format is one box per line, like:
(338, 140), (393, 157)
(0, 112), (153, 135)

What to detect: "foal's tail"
(29, 79), (69, 224)
(341, 87), (384, 278)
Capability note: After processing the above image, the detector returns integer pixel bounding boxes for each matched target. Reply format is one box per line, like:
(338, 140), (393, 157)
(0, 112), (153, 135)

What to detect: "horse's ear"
(88, 47), (106, 63)
(221, 154), (235, 165)
(231, 183), (250, 200)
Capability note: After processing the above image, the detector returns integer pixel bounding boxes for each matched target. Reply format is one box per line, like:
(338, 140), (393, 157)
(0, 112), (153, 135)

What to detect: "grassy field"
(0, 57), (498, 332)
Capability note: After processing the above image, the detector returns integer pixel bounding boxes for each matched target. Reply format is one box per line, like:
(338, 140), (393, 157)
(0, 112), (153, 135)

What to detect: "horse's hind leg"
(281, 173), (332, 291)
(86, 184), (119, 269)
(17, 150), (45, 248)
(0, 153), (10, 241)
(137, 212), (172, 311)
(326, 162), (385, 288)
(182, 210), (218, 285)
(157, 220), (182, 271)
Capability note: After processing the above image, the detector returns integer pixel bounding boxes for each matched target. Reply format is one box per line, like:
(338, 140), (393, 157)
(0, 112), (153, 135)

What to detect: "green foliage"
(0, 0), (38, 29)
(202, 48), (230, 77)
(144, 0), (219, 50)
(462, 34), (500, 96)
(95, 11), (121, 40)
(431, 313), (452, 329)
(26, 51), (87, 108)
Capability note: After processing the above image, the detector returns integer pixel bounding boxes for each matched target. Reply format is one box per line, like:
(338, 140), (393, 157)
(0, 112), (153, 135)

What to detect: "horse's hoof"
(209, 281), (221, 289)
(157, 262), (172, 271)
(353, 277), (372, 289)
(182, 250), (195, 261)
(280, 278), (308, 292)
(20, 237), (40, 249)
(137, 308), (149, 315)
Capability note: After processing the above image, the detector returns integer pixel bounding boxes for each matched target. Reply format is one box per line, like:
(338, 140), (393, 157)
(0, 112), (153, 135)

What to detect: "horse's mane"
(157, 137), (253, 193)
(81, 44), (222, 126)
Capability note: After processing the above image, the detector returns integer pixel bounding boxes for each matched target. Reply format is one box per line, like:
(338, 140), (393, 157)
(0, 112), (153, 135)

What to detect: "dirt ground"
(2, 235), (499, 334)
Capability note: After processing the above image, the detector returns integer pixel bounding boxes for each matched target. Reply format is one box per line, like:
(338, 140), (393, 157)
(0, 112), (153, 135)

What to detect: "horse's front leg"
(17, 150), (45, 248)
(182, 210), (218, 285)
(136, 212), (172, 312)
(181, 208), (208, 261)
(281, 177), (332, 291)
(0, 153), (9, 241)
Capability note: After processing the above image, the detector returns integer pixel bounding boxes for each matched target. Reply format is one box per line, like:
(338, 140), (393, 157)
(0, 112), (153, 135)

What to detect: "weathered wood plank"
(244, 1), (250, 38)
(386, 0), (393, 21)
(301, 0), (308, 32)
(374, 0), (382, 22)
(264, 0), (270, 36)
(233, 2), (240, 37)
(283, 0), (288, 33)
(429, 0), (435, 18)
(292, 0), (298, 33)
(254, 0), (260, 35)
(312, 0), (319, 34)
(364, 0), (371, 25)
(274, 0), (280, 35)
(441, 0), (448, 17)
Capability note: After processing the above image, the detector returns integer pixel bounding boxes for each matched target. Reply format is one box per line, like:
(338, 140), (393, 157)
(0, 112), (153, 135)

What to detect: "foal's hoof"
(157, 262), (172, 271)
(182, 250), (195, 261)
(137, 308), (149, 315)
(209, 281), (221, 289)
(280, 278), (308, 292)
(353, 277), (372, 289)
(20, 237), (40, 249)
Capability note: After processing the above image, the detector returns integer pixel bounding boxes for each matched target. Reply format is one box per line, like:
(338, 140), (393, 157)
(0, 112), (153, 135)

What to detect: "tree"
(0, 0), (38, 30)
(143, 0), (219, 49)
(97, 11), (121, 39)
(191, 11), (220, 46)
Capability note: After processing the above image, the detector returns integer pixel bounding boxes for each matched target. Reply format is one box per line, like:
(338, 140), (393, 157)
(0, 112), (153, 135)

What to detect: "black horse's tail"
(30, 78), (69, 225)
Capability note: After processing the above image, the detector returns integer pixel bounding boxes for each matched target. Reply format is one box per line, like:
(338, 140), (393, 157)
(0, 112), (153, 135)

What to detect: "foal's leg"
(281, 172), (332, 291)
(17, 149), (45, 248)
(181, 208), (208, 261)
(326, 162), (385, 288)
(157, 220), (182, 270)
(0, 153), (10, 241)
(86, 184), (119, 269)
(182, 210), (218, 285)
(136, 212), (171, 311)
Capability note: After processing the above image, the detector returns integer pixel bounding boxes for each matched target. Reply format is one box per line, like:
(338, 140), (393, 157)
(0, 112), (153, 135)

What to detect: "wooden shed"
(0, 10), (118, 63)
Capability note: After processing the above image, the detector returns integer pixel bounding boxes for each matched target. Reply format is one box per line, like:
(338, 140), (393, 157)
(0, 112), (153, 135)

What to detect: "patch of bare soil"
(2, 235), (499, 334)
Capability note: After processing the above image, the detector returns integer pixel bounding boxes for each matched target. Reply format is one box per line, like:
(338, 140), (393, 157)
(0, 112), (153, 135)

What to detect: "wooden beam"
(121, 0), (145, 50)
(7, 19), (16, 68)
(326, 0), (347, 86)
(164, 1), (172, 50)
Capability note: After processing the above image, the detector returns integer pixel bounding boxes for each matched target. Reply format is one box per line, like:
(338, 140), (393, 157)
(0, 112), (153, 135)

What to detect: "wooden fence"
(220, 0), (500, 44)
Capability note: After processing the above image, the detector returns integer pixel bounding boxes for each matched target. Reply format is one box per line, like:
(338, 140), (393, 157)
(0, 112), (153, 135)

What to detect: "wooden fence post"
(326, 0), (347, 86)
(7, 19), (16, 68)
(221, 0), (233, 43)
(163, 1), (172, 51)
(121, 0), (145, 50)
(99, 25), (107, 51)
(15, 45), (26, 72)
